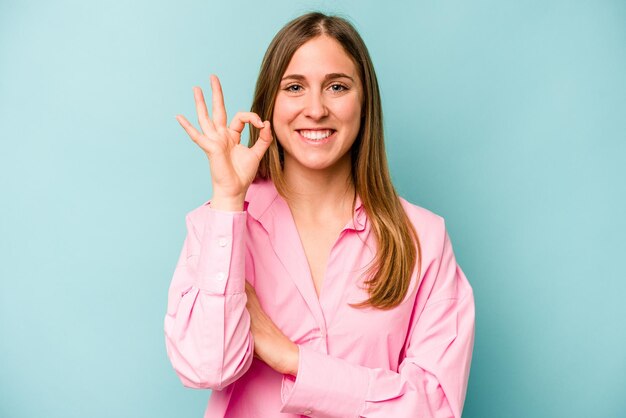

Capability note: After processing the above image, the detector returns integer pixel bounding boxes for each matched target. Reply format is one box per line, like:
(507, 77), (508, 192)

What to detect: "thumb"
(250, 121), (273, 161)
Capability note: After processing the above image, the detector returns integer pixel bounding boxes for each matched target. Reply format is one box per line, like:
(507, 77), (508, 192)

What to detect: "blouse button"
(218, 237), (228, 247)
(216, 272), (226, 281)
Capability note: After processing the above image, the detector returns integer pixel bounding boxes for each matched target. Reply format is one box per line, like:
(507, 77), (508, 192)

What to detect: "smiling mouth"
(296, 129), (336, 141)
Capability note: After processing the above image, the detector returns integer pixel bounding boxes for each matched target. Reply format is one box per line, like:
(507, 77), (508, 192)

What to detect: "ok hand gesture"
(175, 75), (273, 210)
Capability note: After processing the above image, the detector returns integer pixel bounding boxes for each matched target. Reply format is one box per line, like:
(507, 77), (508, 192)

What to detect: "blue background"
(1, 0), (625, 417)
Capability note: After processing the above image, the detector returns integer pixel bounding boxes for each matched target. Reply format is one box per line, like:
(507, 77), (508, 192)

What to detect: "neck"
(282, 157), (355, 221)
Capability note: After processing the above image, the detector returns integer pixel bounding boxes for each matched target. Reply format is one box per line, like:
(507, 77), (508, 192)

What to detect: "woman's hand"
(175, 75), (273, 210)
(245, 281), (299, 376)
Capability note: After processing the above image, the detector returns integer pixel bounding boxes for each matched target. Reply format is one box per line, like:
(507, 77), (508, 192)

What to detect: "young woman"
(165, 12), (475, 418)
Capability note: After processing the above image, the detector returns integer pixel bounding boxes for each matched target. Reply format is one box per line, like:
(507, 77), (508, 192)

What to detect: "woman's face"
(272, 35), (363, 174)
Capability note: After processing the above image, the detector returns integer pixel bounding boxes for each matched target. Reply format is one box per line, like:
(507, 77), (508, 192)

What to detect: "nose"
(303, 90), (328, 120)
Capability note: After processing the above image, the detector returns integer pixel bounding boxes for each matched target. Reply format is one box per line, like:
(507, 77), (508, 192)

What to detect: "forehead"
(283, 35), (358, 78)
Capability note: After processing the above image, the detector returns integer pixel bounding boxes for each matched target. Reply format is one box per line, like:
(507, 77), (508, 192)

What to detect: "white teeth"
(299, 129), (333, 140)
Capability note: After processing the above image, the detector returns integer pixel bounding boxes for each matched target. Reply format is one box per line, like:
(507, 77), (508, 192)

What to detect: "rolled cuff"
(280, 345), (369, 418)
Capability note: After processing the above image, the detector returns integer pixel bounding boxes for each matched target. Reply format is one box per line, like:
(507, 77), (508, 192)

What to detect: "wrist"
(209, 194), (245, 211)
(283, 343), (300, 376)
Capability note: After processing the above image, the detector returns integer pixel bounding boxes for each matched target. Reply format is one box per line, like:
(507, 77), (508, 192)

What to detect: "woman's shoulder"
(398, 196), (445, 230)
(397, 196), (448, 252)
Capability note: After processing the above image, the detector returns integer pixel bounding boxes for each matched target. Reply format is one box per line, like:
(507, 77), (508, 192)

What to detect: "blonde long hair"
(248, 12), (422, 309)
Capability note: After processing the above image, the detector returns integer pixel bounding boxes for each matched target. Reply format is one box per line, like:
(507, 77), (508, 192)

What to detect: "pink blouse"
(164, 178), (475, 417)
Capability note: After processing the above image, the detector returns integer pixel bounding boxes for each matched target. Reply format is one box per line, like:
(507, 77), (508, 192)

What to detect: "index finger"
(210, 74), (227, 128)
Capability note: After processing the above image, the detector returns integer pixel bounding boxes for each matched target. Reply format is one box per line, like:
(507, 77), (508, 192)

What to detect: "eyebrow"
(281, 73), (355, 82)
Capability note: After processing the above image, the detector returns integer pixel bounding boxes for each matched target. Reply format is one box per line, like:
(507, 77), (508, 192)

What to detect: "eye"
(285, 84), (303, 93)
(329, 83), (348, 93)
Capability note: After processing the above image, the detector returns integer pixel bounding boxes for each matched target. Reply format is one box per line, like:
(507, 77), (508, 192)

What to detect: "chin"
(287, 153), (350, 173)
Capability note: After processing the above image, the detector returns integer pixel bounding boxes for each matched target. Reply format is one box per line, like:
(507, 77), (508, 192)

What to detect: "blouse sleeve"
(163, 203), (254, 390)
(279, 225), (475, 418)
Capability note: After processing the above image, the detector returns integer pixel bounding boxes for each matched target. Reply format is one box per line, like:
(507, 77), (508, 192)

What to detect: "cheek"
(273, 97), (300, 126)
(333, 98), (362, 128)
(272, 99), (296, 146)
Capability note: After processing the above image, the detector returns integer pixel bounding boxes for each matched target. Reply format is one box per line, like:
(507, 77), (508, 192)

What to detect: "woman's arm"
(163, 203), (253, 390)
(281, 297), (474, 417)
(274, 225), (475, 418)
(164, 74), (273, 390)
